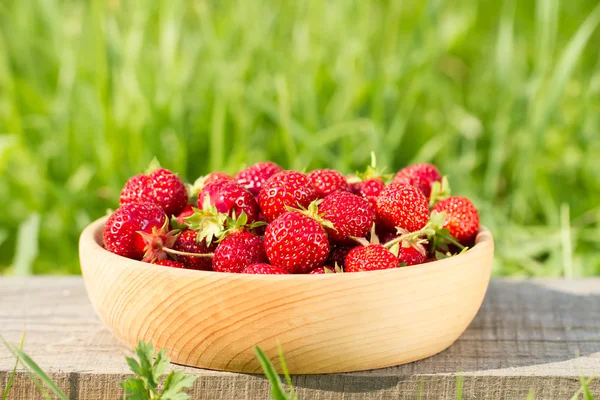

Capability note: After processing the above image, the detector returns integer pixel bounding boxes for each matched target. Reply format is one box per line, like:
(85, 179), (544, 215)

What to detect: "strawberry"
(243, 263), (290, 275)
(258, 171), (318, 222)
(345, 244), (399, 272)
(199, 180), (260, 224)
(154, 259), (186, 269)
(213, 231), (267, 273)
(172, 230), (215, 271)
(235, 162), (283, 196)
(327, 245), (355, 269)
(308, 266), (335, 274)
(264, 211), (330, 274)
(350, 179), (386, 212)
(375, 184), (429, 232)
(432, 196), (480, 244)
(392, 163), (442, 199)
(120, 167), (188, 216)
(318, 192), (373, 243)
(397, 246), (428, 266)
(307, 169), (349, 197)
(104, 203), (167, 260)
(203, 172), (234, 186)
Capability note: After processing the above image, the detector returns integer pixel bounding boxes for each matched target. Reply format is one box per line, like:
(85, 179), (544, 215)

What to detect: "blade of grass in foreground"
(254, 346), (292, 400)
(0, 335), (68, 400)
(455, 373), (463, 400)
(0, 335), (52, 399)
(2, 332), (26, 400)
(277, 344), (298, 400)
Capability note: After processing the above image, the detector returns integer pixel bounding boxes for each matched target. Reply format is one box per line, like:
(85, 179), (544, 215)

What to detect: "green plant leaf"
(121, 378), (151, 400)
(152, 348), (170, 382)
(134, 341), (159, 390)
(161, 370), (197, 400)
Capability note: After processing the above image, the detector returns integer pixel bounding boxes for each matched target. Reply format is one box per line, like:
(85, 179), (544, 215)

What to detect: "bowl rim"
(80, 216), (494, 279)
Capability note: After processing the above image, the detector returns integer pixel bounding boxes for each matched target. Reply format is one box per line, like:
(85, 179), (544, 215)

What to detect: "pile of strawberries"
(103, 157), (480, 275)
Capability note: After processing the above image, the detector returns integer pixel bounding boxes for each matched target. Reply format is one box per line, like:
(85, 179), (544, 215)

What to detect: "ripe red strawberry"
(318, 192), (373, 243)
(327, 245), (355, 268)
(243, 263), (290, 275)
(213, 231), (267, 273)
(154, 259), (186, 269)
(345, 244), (399, 272)
(104, 203), (167, 260)
(199, 180), (259, 223)
(397, 246), (428, 266)
(203, 172), (234, 186)
(264, 211), (330, 274)
(308, 266), (335, 274)
(173, 230), (215, 271)
(392, 163), (441, 199)
(235, 162), (283, 196)
(350, 178), (386, 212)
(258, 171), (318, 222)
(375, 184), (429, 232)
(188, 172), (234, 201)
(120, 168), (188, 216)
(307, 169), (349, 197)
(432, 196), (480, 244)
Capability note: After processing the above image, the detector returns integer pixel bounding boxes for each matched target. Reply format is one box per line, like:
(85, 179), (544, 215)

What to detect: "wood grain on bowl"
(79, 217), (493, 374)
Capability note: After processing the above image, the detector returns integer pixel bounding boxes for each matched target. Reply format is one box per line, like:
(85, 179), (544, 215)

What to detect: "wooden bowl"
(79, 216), (493, 374)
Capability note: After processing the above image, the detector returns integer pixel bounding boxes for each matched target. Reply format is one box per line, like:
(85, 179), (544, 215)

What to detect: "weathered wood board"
(1, 277), (599, 399)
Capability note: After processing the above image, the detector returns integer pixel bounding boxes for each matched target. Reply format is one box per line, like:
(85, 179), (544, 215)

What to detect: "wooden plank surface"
(0, 277), (599, 399)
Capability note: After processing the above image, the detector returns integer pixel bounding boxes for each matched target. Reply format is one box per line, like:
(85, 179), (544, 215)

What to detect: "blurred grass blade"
(570, 376), (595, 400)
(455, 372), (463, 400)
(0, 335), (68, 400)
(495, 0), (515, 81)
(0, 229), (7, 248)
(2, 331), (26, 400)
(526, 389), (535, 400)
(545, 2), (600, 114)
(535, 0), (559, 73)
(254, 346), (291, 400)
(560, 203), (574, 278)
(12, 213), (41, 276)
(579, 375), (595, 400)
(276, 344), (297, 400)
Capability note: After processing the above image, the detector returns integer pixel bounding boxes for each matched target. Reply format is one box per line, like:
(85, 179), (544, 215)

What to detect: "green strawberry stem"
(285, 202), (336, 231)
(434, 230), (465, 249)
(162, 248), (214, 258)
(382, 226), (432, 249)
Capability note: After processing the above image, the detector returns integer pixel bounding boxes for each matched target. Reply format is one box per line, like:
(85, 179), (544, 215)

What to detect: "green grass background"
(0, 0), (599, 275)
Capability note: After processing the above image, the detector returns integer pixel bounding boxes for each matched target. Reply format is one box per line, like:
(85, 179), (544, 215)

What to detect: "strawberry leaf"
(145, 157), (162, 174)
(388, 243), (400, 257)
(428, 176), (451, 208)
